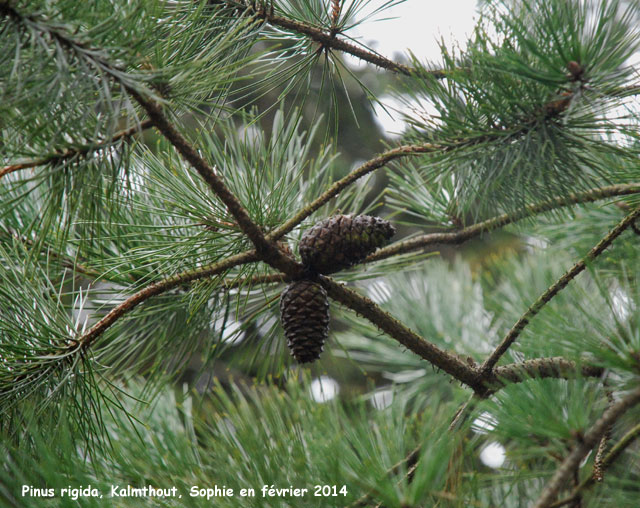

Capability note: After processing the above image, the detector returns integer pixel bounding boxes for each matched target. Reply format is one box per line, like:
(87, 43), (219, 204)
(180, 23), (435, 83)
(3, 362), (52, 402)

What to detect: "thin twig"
(330, 0), (341, 32)
(244, 3), (431, 76)
(368, 183), (640, 263)
(480, 206), (640, 374)
(271, 144), (438, 239)
(0, 227), (107, 281)
(593, 381), (615, 482)
(533, 386), (640, 508)
(549, 422), (640, 508)
(449, 393), (480, 432)
(350, 355), (605, 508)
(0, 120), (153, 181)
(347, 445), (421, 507)
(77, 250), (258, 349)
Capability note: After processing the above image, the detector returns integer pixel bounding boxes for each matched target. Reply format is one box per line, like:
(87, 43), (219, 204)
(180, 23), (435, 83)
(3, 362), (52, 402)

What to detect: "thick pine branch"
(320, 273), (605, 392)
(319, 275), (481, 389)
(49, 172), (622, 386)
(492, 357), (604, 387)
(128, 90), (303, 277)
(481, 206), (640, 374)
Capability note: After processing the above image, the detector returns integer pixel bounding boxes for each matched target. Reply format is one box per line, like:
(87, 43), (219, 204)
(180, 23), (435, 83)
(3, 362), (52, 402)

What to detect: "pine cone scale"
(280, 280), (329, 363)
(280, 214), (394, 364)
(299, 214), (395, 274)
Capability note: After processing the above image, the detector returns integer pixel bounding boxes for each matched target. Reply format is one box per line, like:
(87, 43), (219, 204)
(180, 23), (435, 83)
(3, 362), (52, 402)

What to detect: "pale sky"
(347, 0), (478, 63)
(350, 0), (640, 139)
(344, 0), (479, 136)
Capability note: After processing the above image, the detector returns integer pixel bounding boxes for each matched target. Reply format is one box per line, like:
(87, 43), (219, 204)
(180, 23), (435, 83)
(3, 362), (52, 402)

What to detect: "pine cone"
(280, 280), (329, 363)
(299, 214), (395, 274)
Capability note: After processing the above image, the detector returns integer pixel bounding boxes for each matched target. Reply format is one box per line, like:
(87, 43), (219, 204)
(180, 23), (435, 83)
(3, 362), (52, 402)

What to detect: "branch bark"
(533, 386), (640, 508)
(367, 183), (640, 262)
(0, 120), (153, 181)
(492, 358), (604, 387)
(76, 251), (258, 350)
(549, 422), (640, 507)
(319, 276), (481, 390)
(480, 206), (640, 374)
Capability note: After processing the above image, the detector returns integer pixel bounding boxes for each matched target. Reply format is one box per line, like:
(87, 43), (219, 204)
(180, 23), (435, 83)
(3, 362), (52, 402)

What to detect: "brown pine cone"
(299, 214), (395, 274)
(280, 280), (329, 363)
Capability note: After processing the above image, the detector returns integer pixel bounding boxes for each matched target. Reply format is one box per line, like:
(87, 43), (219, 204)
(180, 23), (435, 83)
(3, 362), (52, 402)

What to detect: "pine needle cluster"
(1, 1), (639, 507)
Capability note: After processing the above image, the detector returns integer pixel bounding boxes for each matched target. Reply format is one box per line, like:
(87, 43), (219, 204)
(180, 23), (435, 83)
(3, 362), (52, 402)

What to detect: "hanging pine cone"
(299, 214), (395, 274)
(280, 280), (329, 363)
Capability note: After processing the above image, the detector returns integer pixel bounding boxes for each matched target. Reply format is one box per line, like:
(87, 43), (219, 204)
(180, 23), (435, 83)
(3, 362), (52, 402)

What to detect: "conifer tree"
(1, 1), (639, 506)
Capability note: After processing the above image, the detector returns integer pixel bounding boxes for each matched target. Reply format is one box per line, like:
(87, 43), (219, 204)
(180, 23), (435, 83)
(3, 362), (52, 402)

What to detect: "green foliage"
(391, 0), (640, 218)
(1, 0), (639, 506)
(0, 378), (455, 507)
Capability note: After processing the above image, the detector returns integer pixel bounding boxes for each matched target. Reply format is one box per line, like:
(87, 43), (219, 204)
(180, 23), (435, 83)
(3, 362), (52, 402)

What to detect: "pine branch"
(0, 2), (301, 277)
(76, 250), (258, 350)
(480, 205), (640, 374)
(230, 1), (436, 76)
(549, 422), (640, 508)
(0, 1), (133, 87)
(128, 90), (303, 277)
(492, 358), (604, 387)
(451, 357), (604, 436)
(275, 125), (639, 245)
(262, 13), (414, 74)
(533, 386), (640, 508)
(234, 183), (640, 288)
(0, 120), (153, 181)
(318, 276), (481, 390)
(271, 144), (438, 239)
(368, 183), (640, 262)
(5, 248), (283, 387)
